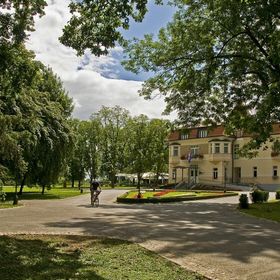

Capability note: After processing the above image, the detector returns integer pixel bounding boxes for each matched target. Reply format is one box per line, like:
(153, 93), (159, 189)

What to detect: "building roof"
(168, 123), (280, 142)
(168, 125), (226, 141)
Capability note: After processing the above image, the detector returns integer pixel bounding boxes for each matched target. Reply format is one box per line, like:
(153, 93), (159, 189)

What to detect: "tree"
(68, 120), (87, 189)
(59, 0), (280, 151)
(0, 43), (73, 195)
(122, 0), (280, 152)
(126, 115), (153, 193)
(84, 119), (102, 185)
(0, 0), (46, 45)
(92, 106), (130, 187)
(149, 119), (170, 186)
(59, 0), (161, 56)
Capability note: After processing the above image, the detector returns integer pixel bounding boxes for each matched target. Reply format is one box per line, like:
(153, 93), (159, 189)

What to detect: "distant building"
(168, 124), (280, 189)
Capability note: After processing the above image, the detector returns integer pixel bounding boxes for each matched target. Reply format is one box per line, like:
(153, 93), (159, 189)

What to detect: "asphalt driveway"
(0, 190), (279, 280)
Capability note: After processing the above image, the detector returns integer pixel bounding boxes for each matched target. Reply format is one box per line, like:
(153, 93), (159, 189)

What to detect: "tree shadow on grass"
(0, 235), (106, 280)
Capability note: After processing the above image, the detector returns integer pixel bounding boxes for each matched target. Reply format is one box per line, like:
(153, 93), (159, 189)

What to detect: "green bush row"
(276, 190), (280, 200)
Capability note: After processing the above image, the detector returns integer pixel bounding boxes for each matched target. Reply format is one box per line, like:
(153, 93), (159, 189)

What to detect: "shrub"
(239, 194), (249, 209)
(251, 190), (269, 203)
(276, 190), (280, 200)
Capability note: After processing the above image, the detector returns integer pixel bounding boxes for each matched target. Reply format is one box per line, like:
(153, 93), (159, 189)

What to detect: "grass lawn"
(1, 186), (87, 203)
(0, 235), (205, 280)
(240, 200), (280, 223)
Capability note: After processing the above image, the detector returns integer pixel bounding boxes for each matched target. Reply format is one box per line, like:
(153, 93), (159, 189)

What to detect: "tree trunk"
(137, 173), (141, 198)
(63, 179), (67, 188)
(78, 180), (81, 190)
(71, 178), (74, 188)
(41, 185), (45, 195)
(18, 174), (27, 195)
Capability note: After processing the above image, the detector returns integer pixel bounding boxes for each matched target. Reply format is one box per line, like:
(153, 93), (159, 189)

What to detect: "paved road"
(1, 190), (280, 280)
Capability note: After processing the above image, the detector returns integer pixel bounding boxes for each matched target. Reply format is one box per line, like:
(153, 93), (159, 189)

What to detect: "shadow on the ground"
(45, 201), (280, 265)
(0, 235), (107, 280)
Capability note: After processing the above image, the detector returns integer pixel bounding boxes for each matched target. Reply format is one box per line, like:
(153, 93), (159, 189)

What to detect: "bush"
(250, 190), (269, 203)
(276, 190), (280, 200)
(239, 194), (249, 209)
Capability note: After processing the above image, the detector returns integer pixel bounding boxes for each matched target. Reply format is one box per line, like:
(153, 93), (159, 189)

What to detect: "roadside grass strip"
(0, 235), (205, 280)
(0, 186), (86, 206)
(240, 200), (280, 223)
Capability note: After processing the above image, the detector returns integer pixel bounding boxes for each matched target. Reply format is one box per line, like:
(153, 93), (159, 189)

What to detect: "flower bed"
(117, 190), (237, 204)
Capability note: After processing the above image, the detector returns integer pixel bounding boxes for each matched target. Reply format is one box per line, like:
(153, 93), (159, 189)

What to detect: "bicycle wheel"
(93, 197), (99, 207)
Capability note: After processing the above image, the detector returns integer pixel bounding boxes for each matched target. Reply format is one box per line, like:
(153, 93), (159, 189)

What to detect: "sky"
(27, 0), (177, 120)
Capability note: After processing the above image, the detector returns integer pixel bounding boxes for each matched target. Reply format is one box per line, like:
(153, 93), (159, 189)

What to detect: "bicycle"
(91, 190), (101, 207)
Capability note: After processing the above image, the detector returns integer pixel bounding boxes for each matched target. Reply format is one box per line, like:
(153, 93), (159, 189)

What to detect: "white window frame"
(172, 146), (179, 157)
(198, 130), (208, 138)
(224, 143), (229, 154)
(214, 143), (220, 154)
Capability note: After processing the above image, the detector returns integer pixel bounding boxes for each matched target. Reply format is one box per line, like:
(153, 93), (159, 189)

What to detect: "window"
(172, 146), (179, 157)
(213, 168), (218, 179)
(224, 143), (229, 154)
(181, 133), (188, 140)
(198, 129), (208, 138)
(190, 145), (199, 155)
(172, 169), (176, 180)
(273, 166), (278, 177)
(214, 143), (220, 154)
(253, 166), (257, 178)
(234, 144), (239, 159)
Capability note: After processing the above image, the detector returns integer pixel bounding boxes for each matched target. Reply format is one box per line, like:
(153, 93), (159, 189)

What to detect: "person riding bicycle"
(90, 180), (101, 204)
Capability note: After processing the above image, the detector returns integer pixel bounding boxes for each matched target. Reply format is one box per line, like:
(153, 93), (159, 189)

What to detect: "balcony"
(208, 153), (231, 162)
(180, 153), (204, 162)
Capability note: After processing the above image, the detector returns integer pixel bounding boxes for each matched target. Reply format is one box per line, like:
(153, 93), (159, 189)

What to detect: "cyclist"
(90, 180), (101, 205)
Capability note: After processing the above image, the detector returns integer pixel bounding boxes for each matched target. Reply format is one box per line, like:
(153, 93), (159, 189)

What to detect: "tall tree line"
(68, 106), (170, 188)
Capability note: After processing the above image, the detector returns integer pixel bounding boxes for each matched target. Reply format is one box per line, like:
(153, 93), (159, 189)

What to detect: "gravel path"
(1, 190), (280, 280)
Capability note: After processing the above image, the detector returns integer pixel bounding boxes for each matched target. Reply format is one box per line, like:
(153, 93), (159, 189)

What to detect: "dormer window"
(198, 129), (208, 138)
(181, 133), (188, 140)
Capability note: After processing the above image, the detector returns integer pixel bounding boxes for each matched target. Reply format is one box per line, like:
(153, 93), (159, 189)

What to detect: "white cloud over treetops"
(26, 0), (174, 120)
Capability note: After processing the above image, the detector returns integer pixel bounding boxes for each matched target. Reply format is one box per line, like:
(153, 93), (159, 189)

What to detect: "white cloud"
(26, 0), (174, 120)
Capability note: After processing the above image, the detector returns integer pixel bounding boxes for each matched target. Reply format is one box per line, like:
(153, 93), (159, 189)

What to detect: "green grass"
(2, 186), (87, 202)
(0, 235), (205, 280)
(240, 200), (280, 222)
(0, 201), (19, 209)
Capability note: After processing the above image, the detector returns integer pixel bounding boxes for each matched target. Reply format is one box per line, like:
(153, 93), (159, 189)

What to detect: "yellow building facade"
(168, 125), (280, 189)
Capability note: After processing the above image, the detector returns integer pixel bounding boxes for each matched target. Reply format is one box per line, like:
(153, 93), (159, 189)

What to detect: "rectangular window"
(198, 130), (208, 138)
(234, 144), (239, 159)
(224, 143), (229, 154)
(173, 146), (179, 157)
(190, 145), (199, 155)
(273, 166), (278, 177)
(181, 133), (188, 140)
(213, 168), (218, 179)
(253, 166), (257, 178)
(172, 169), (176, 180)
(214, 143), (220, 154)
